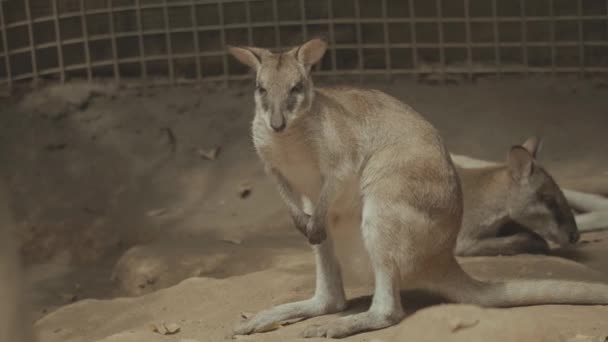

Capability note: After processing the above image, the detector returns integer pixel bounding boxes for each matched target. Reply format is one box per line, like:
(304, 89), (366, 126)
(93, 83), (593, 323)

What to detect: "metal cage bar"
(408, 0), (418, 72)
(24, 0), (38, 83)
(79, 0), (92, 80)
(52, 0), (65, 82)
(437, 0), (445, 81)
(0, 0), (606, 87)
(6, 12), (608, 30)
(135, 0), (147, 80)
(464, 0), (472, 79)
(272, 0), (280, 48)
(328, 0), (337, 79)
(354, 0), (363, 82)
(549, 0), (556, 76)
(218, 0), (228, 84)
(108, 0), (120, 82)
(161, 0), (174, 83)
(381, 0), (391, 80)
(299, 0), (307, 41)
(191, 0), (201, 82)
(577, 0), (584, 76)
(520, 0), (529, 76)
(491, 0), (500, 78)
(0, 1), (12, 88)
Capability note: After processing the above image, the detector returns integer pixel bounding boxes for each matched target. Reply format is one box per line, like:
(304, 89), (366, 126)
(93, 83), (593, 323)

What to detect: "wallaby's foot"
(457, 233), (549, 257)
(233, 296), (346, 336)
(300, 309), (404, 338)
(301, 195), (407, 338)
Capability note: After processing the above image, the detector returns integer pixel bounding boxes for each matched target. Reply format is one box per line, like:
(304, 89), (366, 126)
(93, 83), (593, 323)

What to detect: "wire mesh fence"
(1, 0), (607, 89)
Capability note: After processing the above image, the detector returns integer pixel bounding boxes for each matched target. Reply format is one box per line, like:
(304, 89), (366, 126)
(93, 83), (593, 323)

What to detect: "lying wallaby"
(455, 137), (580, 256)
(451, 147), (608, 234)
(229, 39), (608, 338)
(0, 182), (35, 342)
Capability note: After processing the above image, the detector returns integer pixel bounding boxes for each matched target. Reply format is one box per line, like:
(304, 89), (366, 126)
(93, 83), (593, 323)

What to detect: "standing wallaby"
(229, 39), (608, 338)
(455, 137), (580, 256)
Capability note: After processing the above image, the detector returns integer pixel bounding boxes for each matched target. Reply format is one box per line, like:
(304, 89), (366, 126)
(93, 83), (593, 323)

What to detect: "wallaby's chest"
(255, 132), (322, 199)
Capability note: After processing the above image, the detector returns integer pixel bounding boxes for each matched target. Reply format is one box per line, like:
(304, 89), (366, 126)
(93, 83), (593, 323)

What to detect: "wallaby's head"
(228, 39), (327, 133)
(505, 137), (579, 246)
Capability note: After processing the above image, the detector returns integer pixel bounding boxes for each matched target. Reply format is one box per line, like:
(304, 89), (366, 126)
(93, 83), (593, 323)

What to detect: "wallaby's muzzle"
(270, 111), (286, 132)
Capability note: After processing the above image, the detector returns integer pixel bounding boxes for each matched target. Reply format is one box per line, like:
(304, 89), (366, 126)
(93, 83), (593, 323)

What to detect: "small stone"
(238, 183), (252, 199)
(146, 208), (168, 217)
(197, 146), (220, 160)
(164, 323), (181, 335)
(448, 317), (479, 332)
(150, 322), (181, 335)
(220, 238), (242, 245)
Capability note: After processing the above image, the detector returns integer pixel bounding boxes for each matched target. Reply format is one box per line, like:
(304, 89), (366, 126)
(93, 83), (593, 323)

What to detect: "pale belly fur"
(286, 167), (373, 287)
(259, 136), (374, 286)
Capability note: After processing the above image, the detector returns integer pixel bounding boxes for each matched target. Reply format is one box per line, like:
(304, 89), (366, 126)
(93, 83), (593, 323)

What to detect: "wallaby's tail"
(431, 260), (608, 307)
(576, 211), (608, 233)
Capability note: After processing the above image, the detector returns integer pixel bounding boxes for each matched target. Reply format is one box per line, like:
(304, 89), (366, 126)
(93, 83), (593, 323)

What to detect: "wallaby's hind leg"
(301, 197), (405, 338)
(233, 237), (346, 335)
(456, 232), (549, 257)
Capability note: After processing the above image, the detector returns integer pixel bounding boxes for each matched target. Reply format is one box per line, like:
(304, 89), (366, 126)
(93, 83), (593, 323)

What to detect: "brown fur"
(229, 39), (608, 339)
(455, 138), (579, 256)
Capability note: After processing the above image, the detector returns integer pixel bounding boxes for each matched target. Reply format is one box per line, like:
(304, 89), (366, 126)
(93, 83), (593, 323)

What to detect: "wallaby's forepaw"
(306, 218), (326, 245)
(292, 212), (311, 237)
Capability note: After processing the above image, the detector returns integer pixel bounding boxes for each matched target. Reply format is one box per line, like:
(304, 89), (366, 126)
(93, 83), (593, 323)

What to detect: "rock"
(149, 322), (180, 335)
(111, 242), (229, 296)
(238, 183), (252, 199)
(196, 146), (220, 160)
(164, 323), (181, 335)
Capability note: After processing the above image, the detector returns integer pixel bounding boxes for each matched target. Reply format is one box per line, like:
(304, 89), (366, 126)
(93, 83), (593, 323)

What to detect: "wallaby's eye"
(541, 195), (559, 211)
(256, 86), (267, 95)
(290, 82), (304, 94)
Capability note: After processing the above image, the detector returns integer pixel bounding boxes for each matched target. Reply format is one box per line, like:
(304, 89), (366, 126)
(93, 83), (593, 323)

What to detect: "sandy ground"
(1, 76), (608, 341)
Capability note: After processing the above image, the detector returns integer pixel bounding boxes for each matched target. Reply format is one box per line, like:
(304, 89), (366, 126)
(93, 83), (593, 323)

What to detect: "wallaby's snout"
(552, 188), (580, 245)
(270, 118), (286, 132)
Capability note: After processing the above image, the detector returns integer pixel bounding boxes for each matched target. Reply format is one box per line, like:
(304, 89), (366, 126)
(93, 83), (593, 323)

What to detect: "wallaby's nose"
(271, 121), (286, 132)
(569, 231), (580, 243)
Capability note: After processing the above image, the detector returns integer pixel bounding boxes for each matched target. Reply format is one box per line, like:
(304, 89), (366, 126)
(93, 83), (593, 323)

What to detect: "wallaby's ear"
(507, 146), (534, 181)
(521, 136), (543, 159)
(294, 38), (327, 68)
(227, 46), (267, 71)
